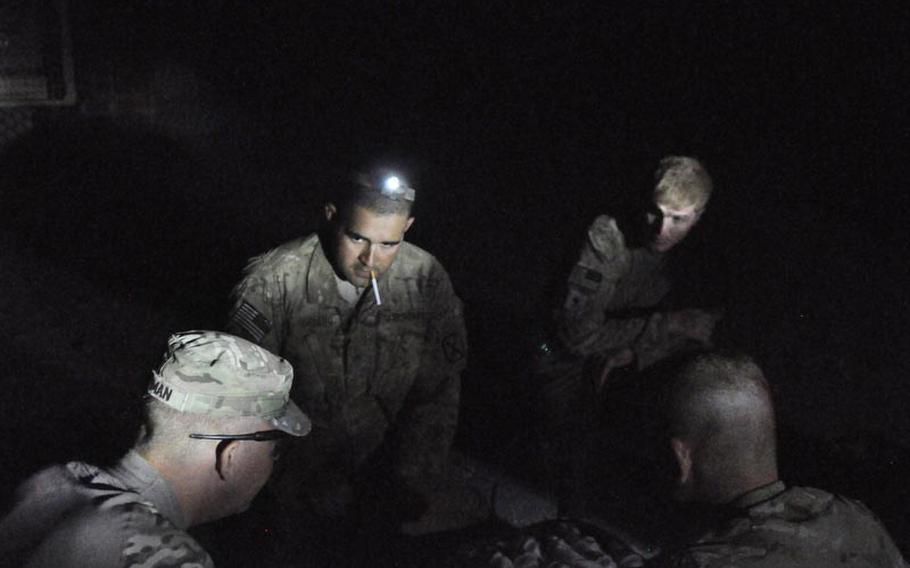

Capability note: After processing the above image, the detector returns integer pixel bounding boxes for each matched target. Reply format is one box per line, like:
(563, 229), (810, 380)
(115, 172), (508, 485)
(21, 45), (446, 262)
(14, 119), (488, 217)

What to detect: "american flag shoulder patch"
(230, 300), (272, 343)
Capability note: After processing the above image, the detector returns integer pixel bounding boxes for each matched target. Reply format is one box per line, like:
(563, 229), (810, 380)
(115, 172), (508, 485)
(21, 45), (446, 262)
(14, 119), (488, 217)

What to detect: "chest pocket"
(370, 315), (427, 403)
(286, 311), (344, 413)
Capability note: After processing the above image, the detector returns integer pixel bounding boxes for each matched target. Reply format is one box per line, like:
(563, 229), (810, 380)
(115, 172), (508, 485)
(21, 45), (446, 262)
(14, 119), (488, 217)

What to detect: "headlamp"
(383, 176), (401, 191)
(374, 173), (415, 202)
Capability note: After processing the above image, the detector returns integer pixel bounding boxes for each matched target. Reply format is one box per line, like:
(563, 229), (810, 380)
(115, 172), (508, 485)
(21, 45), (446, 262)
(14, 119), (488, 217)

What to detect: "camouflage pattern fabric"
(666, 482), (908, 568)
(539, 213), (711, 516)
(228, 233), (467, 507)
(0, 451), (213, 568)
(149, 330), (310, 436)
(485, 521), (646, 568)
(556, 214), (687, 370)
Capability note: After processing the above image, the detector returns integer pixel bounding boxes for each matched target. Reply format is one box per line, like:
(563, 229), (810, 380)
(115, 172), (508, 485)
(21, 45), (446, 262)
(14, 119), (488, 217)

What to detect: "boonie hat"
(148, 330), (310, 437)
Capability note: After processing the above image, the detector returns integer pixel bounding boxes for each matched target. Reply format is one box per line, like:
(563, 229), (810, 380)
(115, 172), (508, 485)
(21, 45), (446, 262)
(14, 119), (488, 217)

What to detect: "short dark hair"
(667, 351), (777, 499)
(667, 351), (773, 441)
(334, 171), (415, 217)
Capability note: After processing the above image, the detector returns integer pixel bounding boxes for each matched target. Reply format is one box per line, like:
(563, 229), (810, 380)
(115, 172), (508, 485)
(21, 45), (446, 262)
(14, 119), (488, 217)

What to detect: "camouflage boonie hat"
(149, 330), (310, 436)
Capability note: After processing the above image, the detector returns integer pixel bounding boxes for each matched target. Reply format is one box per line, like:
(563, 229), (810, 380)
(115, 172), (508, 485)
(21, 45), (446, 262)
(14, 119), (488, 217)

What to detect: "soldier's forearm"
(557, 314), (650, 357)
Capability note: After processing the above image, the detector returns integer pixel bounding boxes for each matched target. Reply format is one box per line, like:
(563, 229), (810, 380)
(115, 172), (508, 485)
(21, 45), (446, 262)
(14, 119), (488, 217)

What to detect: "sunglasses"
(189, 429), (293, 460)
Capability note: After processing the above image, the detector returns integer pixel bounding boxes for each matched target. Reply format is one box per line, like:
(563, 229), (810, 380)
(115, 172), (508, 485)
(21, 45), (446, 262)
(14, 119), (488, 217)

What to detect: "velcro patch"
(229, 301), (272, 344)
(568, 265), (603, 291)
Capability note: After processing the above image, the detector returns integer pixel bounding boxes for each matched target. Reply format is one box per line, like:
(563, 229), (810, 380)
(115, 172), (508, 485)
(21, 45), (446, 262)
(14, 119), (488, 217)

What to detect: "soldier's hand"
(597, 348), (635, 393)
(667, 309), (719, 345)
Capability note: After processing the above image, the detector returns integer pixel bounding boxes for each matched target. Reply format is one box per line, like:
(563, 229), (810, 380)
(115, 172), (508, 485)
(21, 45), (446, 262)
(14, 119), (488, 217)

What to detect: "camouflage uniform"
(485, 520), (648, 568)
(0, 451), (213, 568)
(556, 214), (693, 369)
(539, 214), (707, 516)
(227, 234), (467, 506)
(668, 481), (908, 568)
(0, 331), (308, 568)
(149, 330), (310, 436)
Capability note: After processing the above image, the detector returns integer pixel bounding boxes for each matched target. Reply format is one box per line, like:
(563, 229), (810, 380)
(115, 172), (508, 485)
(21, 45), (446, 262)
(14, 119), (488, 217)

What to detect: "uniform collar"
(728, 480), (786, 510)
(306, 237), (347, 306)
(111, 450), (187, 529)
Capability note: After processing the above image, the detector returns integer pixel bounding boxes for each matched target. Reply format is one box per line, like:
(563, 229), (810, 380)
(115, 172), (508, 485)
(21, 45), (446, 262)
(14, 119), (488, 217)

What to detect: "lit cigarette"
(370, 270), (382, 305)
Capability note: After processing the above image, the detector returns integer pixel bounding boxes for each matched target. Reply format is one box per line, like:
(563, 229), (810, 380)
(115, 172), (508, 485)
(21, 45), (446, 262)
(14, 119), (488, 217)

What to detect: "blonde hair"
(653, 156), (713, 211)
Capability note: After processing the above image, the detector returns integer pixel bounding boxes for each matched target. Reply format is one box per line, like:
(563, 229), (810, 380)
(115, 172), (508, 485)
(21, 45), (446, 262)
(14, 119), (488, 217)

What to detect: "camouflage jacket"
(669, 481), (908, 568)
(228, 233), (467, 485)
(0, 450), (212, 568)
(484, 520), (647, 568)
(556, 214), (691, 370)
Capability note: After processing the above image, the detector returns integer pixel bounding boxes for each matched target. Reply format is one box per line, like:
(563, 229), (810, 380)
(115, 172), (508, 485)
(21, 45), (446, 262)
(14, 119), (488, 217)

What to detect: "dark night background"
(1, 1), (908, 564)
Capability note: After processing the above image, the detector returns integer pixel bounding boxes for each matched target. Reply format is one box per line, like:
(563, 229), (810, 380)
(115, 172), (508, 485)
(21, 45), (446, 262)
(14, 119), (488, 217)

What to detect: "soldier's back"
(676, 485), (907, 568)
(0, 462), (213, 568)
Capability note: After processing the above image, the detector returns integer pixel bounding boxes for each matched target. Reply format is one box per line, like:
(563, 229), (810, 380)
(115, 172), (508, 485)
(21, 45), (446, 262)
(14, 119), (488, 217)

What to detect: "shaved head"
(667, 352), (778, 504)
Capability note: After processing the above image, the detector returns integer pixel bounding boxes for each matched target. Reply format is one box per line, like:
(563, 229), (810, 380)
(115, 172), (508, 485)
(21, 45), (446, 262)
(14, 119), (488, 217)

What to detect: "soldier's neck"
(335, 273), (363, 304)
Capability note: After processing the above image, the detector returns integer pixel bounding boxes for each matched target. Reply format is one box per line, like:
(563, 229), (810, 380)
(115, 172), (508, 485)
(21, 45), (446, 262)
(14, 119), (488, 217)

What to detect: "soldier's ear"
(404, 216), (415, 233)
(325, 203), (338, 223)
(214, 440), (241, 482)
(671, 437), (692, 485)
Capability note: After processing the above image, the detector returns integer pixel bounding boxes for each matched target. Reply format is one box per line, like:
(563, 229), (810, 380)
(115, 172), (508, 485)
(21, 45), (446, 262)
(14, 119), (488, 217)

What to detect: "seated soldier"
(0, 330), (310, 567)
(661, 351), (907, 567)
(484, 351), (907, 568)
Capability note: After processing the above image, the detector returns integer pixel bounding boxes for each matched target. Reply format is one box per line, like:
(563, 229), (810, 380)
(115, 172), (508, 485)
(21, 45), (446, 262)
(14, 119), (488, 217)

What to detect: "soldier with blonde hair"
(538, 155), (722, 515)
(0, 331), (310, 567)
(556, 155), (716, 364)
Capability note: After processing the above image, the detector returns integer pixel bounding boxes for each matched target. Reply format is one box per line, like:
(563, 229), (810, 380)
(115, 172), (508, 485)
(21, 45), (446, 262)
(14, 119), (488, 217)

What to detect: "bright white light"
(383, 176), (401, 191)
